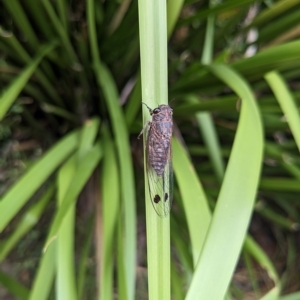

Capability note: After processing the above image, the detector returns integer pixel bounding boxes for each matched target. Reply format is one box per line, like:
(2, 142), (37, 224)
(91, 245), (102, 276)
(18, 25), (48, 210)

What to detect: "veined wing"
(146, 133), (173, 217)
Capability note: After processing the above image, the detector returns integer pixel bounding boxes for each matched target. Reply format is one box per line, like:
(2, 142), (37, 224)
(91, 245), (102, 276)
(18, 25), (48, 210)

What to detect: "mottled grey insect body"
(147, 105), (173, 177)
(140, 102), (173, 217)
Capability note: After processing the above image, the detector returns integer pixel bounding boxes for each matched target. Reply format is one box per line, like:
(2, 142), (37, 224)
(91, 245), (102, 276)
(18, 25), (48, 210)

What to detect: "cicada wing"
(145, 132), (173, 217)
(162, 154), (173, 216)
(164, 144), (173, 212)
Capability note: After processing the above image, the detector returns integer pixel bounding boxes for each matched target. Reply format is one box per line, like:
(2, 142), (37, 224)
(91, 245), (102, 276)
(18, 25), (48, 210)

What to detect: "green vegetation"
(0, 0), (300, 299)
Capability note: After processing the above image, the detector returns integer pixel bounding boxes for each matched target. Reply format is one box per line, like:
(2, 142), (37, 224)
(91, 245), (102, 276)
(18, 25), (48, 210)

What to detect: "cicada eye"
(153, 108), (161, 114)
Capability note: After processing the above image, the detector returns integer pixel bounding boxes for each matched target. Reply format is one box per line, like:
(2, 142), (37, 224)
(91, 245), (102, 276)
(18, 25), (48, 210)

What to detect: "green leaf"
(264, 71), (300, 152)
(0, 129), (79, 233)
(0, 269), (29, 300)
(179, 0), (259, 25)
(77, 215), (94, 299)
(99, 132), (120, 300)
(280, 291), (300, 300)
(244, 236), (280, 298)
(77, 117), (100, 159)
(56, 154), (78, 300)
(44, 142), (102, 250)
(88, 2), (137, 297)
(186, 64), (263, 299)
(0, 41), (57, 120)
(172, 137), (211, 265)
(28, 240), (56, 300)
(138, 0), (170, 298)
(167, 0), (184, 37)
(94, 63), (137, 300)
(2, 0), (39, 48)
(248, 0), (300, 28)
(0, 184), (55, 262)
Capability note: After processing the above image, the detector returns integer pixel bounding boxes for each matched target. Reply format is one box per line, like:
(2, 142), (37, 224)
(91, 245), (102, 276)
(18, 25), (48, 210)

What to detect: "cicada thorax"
(143, 103), (173, 217)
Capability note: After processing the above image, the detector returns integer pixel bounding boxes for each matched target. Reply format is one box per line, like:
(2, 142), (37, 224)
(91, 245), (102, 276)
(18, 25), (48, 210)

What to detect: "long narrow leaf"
(0, 269), (29, 300)
(2, 0), (39, 48)
(0, 41), (57, 120)
(186, 64), (263, 299)
(56, 154), (78, 300)
(264, 71), (300, 151)
(280, 292), (300, 300)
(138, 0), (170, 298)
(244, 236), (281, 298)
(0, 129), (79, 232)
(77, 215), (94, 299)
(44, 142), (102, 250)
(172, 137), (211, 265)
(29, 241), (56, 300)
(87, 2), (136, 298)
(99, 133), (120, 300)
(0, 184), (55, 262)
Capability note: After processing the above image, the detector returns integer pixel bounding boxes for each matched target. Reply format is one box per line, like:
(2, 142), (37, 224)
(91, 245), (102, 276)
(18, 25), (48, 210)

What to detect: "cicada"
(139, 102), (173, 217)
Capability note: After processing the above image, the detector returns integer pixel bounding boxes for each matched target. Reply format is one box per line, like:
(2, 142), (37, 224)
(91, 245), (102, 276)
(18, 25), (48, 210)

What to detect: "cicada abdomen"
(140, 103), (173, 217)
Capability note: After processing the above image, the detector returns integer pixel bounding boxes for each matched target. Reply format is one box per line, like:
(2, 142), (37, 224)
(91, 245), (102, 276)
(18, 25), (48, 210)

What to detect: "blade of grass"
(124, 77), (141, 128)
(56, 154), (78, 300)
(0, 129), (79, 232)
(99, 132), (120, 300)
(58, 119), (100, 299)
(196, 0), (225, 182)
(124, 0), (184, 129)
(260, 178), (300, 191)
(172, 137), (211, 265)
(77, 118), (100, 158)
(111, 0), (205, 131)
(41, 0), (77, 62)
(22, 0), (55, 40)
(173, 40), (300, 94)
(167, 0), (184, 37)
(171, 260), (185, 300)
(280, 292), (300, 300)
(179, 0), (259, 26)
(41, 103), (78, 122)
(255, 202), (297, 230)
(260, 288), (281, 300)
(0, 28), (63, 106)
(0, 27), (33, 62)
(243, 251), (260, 298)
(170, 217), (193, 275)
(186, 64), (263, 299)
(0, 269), (29, 300)
(264, 71), (300, 152)
(94, 63), (137, 300)
(77, 213), (94, 299)
(75, 118), (100, 298)
(174, 95), (237, 116)
(0, 41), (58, 120)
(44, 142), (102, 250)
(244, 235), (281, 298)
(2, 0), (39, 48)
(185, 95), (225, 181)
(108, 0), (132, 35)
(247, 0), (300, 28)
(232, 40), (300, 75)
(0, 184), (55, 262)
(56, 0), (68, 31)
(196, 110), (225, 180)
(138, 0), (170, 298)
(40, 0), (89, 104)
(28, 240), (56, 300)
(88, 1), (137, 298)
